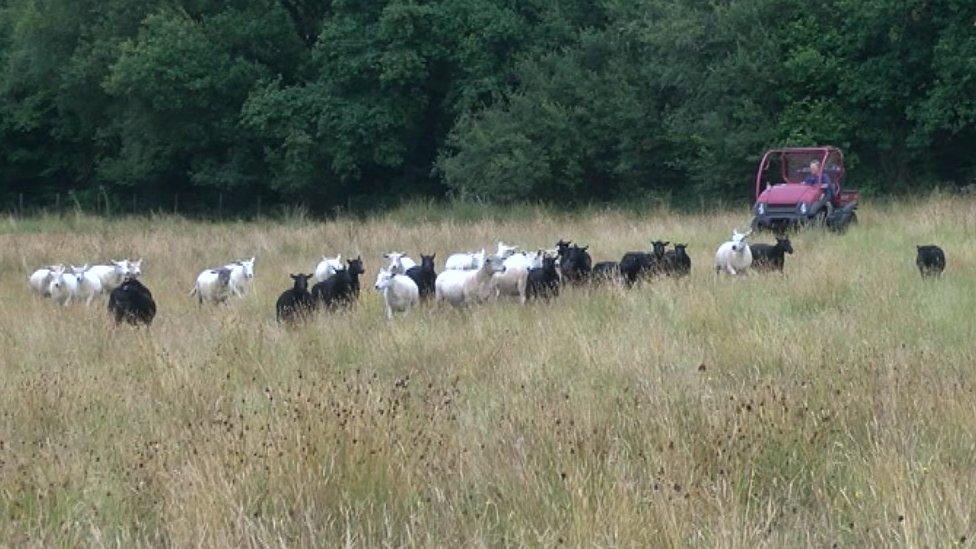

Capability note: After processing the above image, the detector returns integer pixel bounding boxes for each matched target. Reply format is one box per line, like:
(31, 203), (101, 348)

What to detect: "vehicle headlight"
(799, 203), (808, 215)
(756, 203), (766, 215)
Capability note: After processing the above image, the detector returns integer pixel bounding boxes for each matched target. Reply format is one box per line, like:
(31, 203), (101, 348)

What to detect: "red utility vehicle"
(751, 146), (858, 231)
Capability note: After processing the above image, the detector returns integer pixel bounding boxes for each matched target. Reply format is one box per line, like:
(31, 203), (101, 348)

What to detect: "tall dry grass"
(0, 196), (974, 546)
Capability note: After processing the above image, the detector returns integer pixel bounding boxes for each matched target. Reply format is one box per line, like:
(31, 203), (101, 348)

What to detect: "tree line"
(1, 0), (973, 214)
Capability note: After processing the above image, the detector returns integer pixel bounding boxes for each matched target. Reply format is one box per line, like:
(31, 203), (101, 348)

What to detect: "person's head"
(809, 160), (822, 176)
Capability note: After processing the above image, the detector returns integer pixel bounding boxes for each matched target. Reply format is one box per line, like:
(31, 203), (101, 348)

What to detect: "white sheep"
(493, 250), (544, 304)
(383, 252), (417, 274)
(70, 265), (104, 305)
(47, 266), (79, 306)
(29, 265), (62, 297)
(374, 269), (420, 319)
(86, 260), (131, 292)
(444, 248), (486, 270)
(435, 254), (506, 307)
(190, 268), (233, 304)
(314, 254), (343, 282)
(714, 229), (753, 276)
(224, 257), (255, 296)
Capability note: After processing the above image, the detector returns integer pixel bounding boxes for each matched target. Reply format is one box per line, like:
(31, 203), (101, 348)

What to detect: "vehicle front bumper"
(752, 212), (806, 229)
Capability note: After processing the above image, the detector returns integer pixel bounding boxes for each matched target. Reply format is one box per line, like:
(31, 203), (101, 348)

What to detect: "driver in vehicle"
(804, 160), (834, 213)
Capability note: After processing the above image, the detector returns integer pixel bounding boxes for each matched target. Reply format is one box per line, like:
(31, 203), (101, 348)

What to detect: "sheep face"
(484, 255), (507, 274)
(730, 230), (751, 252)
(496, 242), (519, 258)
(290, 274), (313, 292)
(776, 237), (794, 254)
(374, 270), (394, 291)
(127, 259), (143, 277)
(49, 268), (67, 292)
(239, 257), (255, 279)
(347, 257), (364, 277)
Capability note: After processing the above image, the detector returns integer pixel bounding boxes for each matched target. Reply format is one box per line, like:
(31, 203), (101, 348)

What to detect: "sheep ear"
(249, 257), (255, 263)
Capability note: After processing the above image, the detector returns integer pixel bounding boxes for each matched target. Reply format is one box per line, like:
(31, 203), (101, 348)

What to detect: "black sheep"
(619, 240), (669, 286)
(556, 241), (592, 283)
(108, 277), (157, 326)
(662, 244), (691, 277)
(346, 256), (365, 296)
(276, 274), (315, 323)
(526, 256), (560, 301)
(916, 245), (946, 278)
(312, 264), (357, 310)
(405, 253), (437, 300)
(591, 261), (621, 283)
(750, 237), (794, 273)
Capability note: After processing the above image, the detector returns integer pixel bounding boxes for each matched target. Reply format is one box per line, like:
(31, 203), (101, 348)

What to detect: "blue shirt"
(804, 172), (832, 187)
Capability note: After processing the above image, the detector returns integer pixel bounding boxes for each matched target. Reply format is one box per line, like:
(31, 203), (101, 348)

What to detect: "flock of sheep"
(28, 259), (156, 324)
(26, 228), (948, 326)
(274, 229), (803, 322)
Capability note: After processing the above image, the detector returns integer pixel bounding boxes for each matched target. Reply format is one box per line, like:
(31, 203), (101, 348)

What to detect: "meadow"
(1, 196), (974, 546)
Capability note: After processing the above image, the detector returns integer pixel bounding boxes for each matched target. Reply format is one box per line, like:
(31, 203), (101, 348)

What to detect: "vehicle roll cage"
(755, 146), (845, 201)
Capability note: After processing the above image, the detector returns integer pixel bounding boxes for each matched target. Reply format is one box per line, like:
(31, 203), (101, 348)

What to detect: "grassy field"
(1, 196), (974, 546)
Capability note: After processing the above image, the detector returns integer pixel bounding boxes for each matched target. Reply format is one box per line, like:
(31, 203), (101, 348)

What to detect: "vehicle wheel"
(812, 209), (828, 228)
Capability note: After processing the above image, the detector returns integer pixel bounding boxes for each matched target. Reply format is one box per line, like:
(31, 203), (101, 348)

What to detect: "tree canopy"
(0, 0), (973, 213)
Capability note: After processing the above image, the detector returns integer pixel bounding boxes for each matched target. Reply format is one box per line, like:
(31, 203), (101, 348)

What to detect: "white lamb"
(714, 229), (753, 276)
(435, 254), (506, 307)
(70, 265), (104, 305)
(374, 269), (420, 319)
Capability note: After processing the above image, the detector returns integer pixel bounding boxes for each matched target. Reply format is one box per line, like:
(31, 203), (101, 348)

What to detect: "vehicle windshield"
(781, 151), (826, 184)
(756, 148), (845, 200)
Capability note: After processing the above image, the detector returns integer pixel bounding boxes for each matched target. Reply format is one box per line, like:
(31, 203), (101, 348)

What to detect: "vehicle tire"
(812, 209), (828, 228)
(750, 216), (763, 232)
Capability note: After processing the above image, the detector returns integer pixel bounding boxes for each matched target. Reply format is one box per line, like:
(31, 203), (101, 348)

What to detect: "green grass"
(0, 196), (974, 546)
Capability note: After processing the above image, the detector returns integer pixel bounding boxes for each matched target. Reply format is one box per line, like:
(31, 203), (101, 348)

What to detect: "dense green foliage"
(0, 0), (973, 212)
